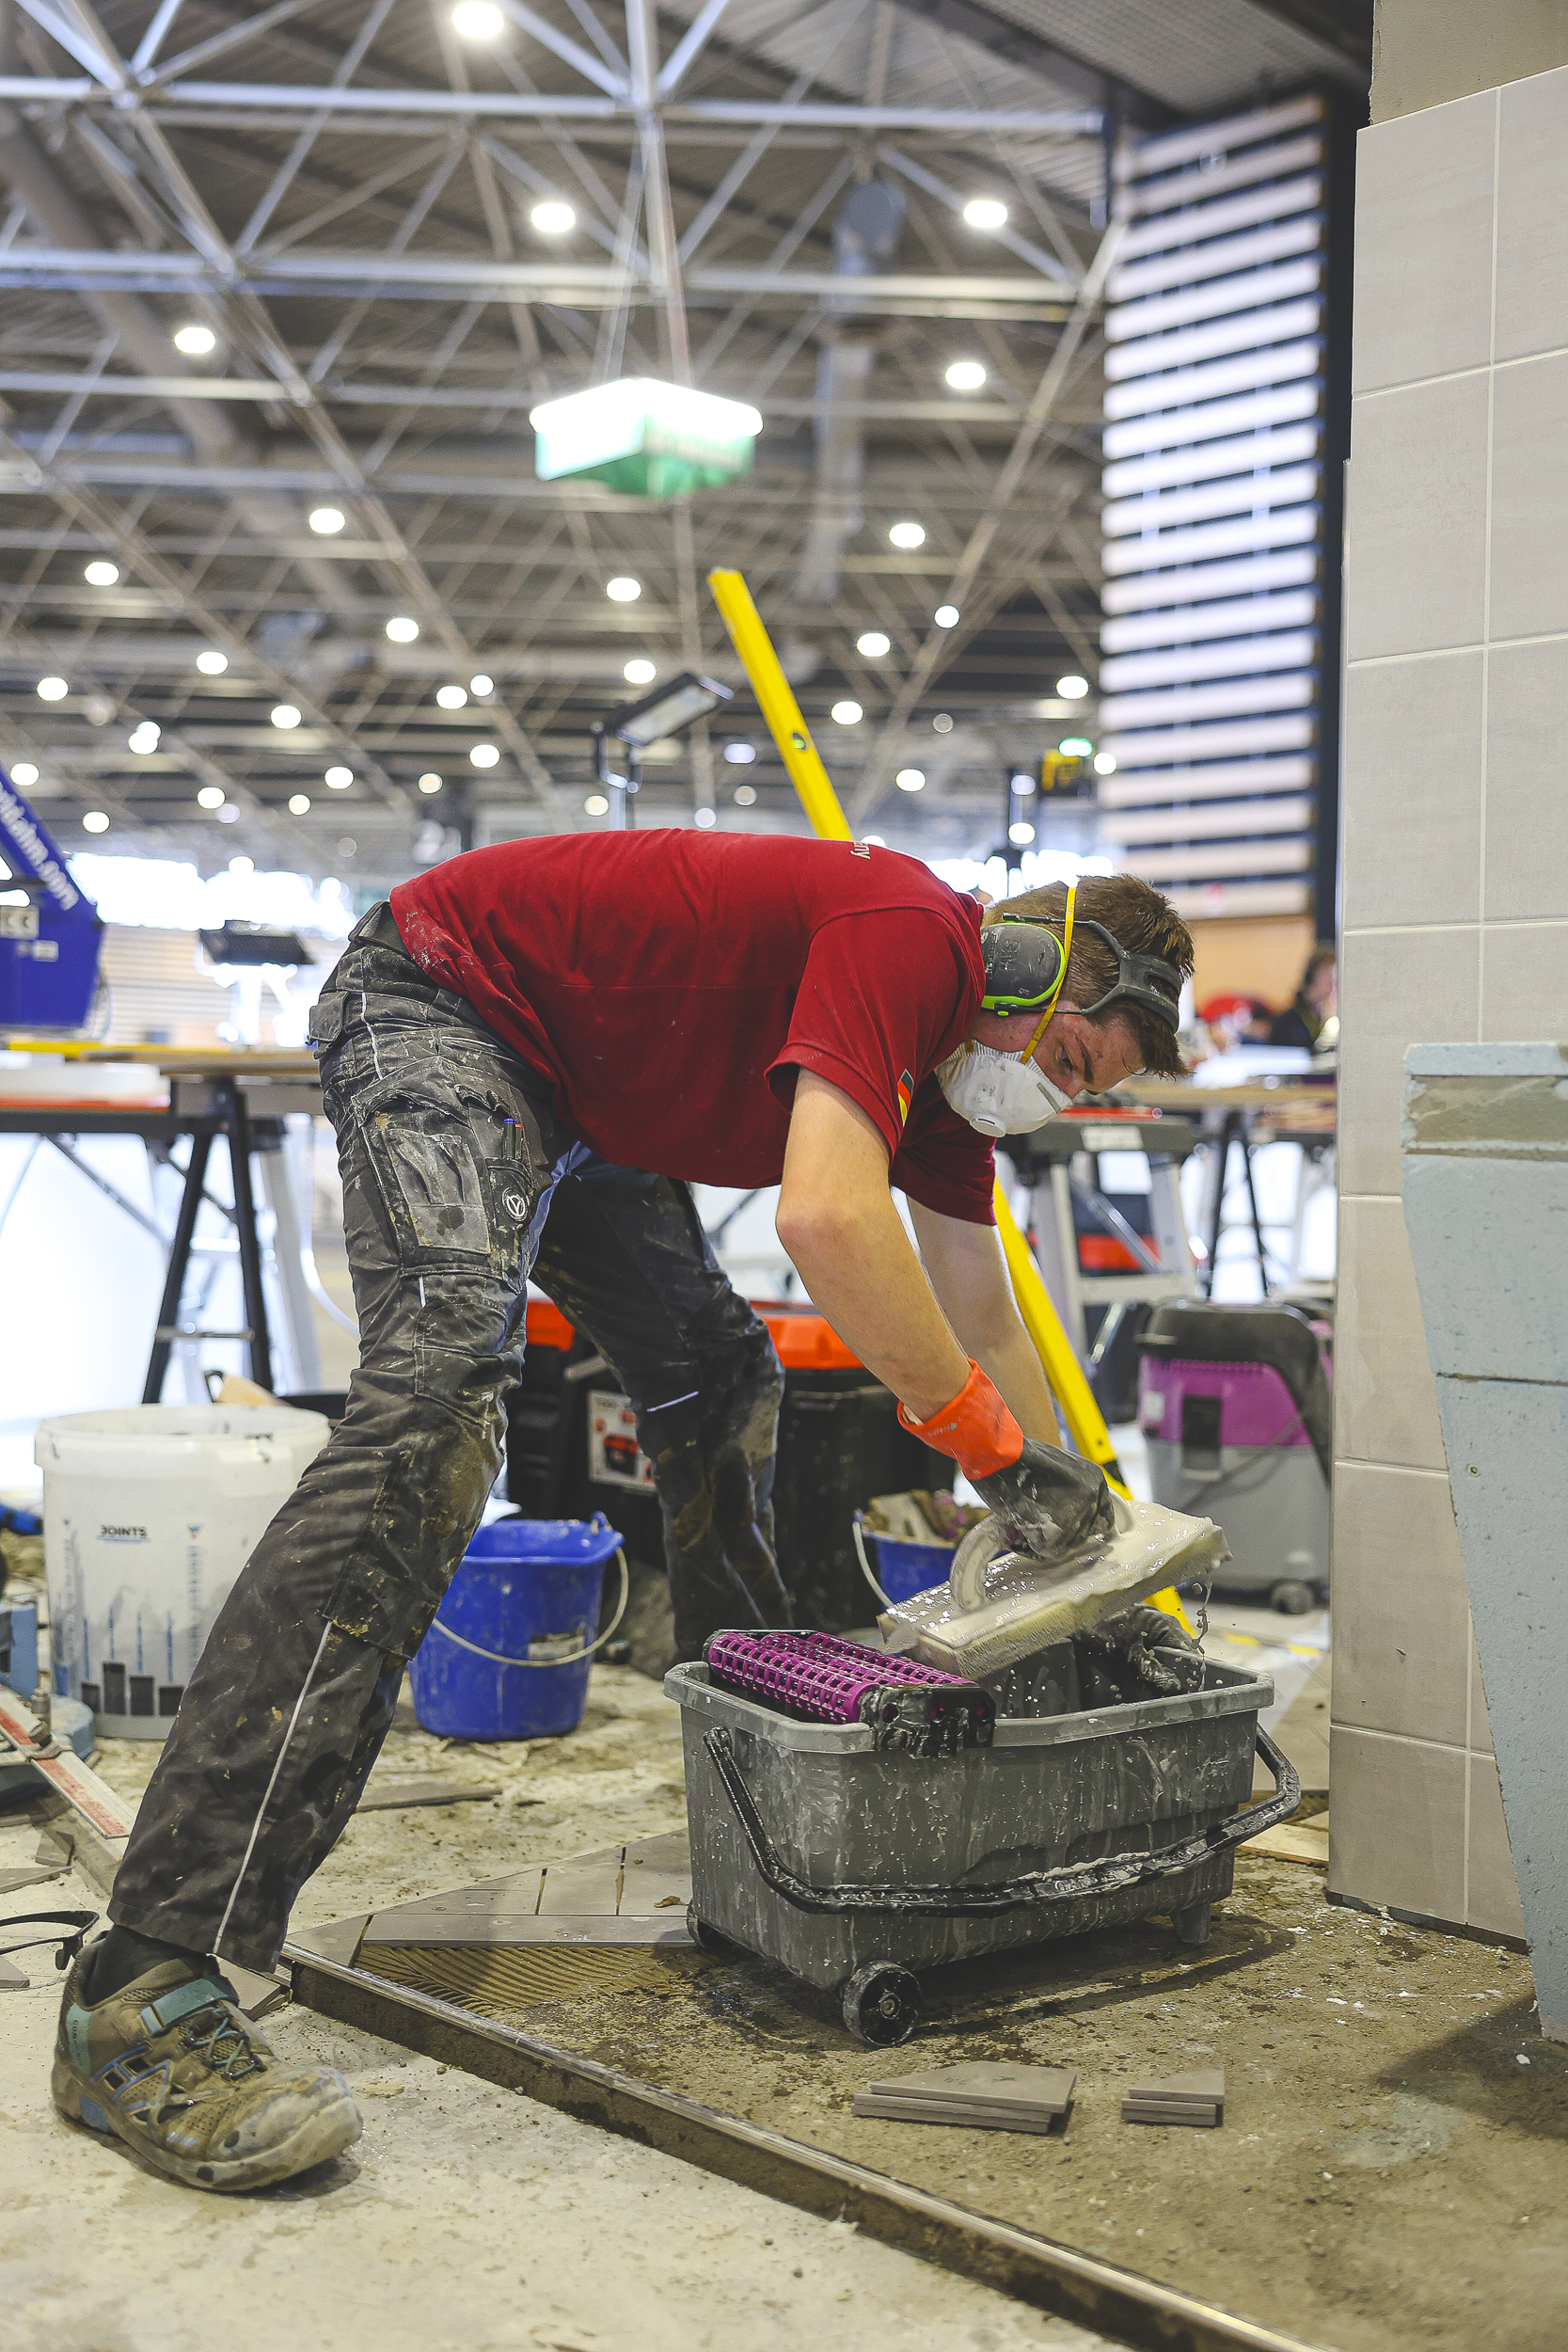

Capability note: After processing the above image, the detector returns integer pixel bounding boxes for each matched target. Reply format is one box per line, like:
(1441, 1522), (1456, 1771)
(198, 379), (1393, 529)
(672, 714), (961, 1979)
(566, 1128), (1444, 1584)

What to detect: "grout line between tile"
(1349, 623), (1568, 668)
(1331, 1723), (1468, 1757)
(1331, 1457), (1452, 1482)
(1354, 343), (1568, 402)
(1476, 86), (1500, 1043)
(1342, 914), (1568, 938)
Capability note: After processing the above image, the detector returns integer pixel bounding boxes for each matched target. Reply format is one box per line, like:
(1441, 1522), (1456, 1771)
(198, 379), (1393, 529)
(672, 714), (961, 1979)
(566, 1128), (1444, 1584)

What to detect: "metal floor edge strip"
(284, 1941), (1326, 2352)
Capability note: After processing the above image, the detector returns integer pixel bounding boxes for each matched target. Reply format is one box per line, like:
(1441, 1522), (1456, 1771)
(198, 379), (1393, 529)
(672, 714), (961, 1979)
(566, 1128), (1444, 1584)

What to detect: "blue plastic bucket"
(407, 1514), (626, 1740)
(852, 1516), (957, 1608)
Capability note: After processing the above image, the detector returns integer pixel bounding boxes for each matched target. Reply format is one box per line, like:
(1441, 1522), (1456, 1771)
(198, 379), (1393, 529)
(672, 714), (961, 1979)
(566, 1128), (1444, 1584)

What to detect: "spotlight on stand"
(590, 671), (733, 831)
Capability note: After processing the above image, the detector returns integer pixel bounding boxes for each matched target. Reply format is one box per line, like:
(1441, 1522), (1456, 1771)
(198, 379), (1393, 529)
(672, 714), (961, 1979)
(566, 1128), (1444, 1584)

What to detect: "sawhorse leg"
(226, 1090), (275, 1394)
(143, 1129), (214, 1403)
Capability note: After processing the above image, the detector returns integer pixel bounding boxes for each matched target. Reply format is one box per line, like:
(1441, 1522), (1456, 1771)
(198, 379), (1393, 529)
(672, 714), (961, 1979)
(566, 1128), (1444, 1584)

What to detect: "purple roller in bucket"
(705, 1628), (993, 1756)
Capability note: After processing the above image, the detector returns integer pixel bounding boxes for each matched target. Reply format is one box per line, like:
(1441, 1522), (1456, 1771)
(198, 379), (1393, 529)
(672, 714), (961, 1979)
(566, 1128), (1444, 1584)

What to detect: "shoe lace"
(180, 2001), (265, 2084)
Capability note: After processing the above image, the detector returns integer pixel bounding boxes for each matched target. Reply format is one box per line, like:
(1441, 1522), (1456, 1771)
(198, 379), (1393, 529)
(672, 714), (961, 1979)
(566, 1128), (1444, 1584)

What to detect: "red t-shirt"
(390, 830), (995, 1223)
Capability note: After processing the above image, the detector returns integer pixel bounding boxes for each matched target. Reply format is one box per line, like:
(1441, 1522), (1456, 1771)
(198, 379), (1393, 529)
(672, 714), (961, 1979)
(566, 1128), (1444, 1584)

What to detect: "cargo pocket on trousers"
(361, 1101), (494, 1264)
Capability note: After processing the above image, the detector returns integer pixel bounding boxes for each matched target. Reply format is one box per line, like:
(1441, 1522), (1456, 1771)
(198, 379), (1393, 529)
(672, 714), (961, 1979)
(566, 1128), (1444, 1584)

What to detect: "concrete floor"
(0, 1729), (1111, 2352)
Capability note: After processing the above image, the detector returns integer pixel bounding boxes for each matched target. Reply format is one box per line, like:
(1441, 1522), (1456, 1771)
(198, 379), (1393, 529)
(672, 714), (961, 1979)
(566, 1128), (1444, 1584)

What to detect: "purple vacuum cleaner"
(704, 1628), (994, 1756)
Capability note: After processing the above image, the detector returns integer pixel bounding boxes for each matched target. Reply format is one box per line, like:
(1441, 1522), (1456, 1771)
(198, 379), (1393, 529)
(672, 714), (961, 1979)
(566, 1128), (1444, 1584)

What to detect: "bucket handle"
(701, 1720), (1300, 1916)
(850, 1515), (890, 1610)
(426, 1549), (629, 1669)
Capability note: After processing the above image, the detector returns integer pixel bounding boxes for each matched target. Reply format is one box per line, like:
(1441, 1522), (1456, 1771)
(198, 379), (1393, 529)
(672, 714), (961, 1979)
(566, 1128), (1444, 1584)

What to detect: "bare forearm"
(971, 1319), (1061, 1445)
(779, 1193), (971, 1421)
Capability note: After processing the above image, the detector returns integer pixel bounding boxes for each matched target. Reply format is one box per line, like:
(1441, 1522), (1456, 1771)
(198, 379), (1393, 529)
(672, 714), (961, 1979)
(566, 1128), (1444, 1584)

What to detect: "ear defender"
(978, 915), (1067, 1016)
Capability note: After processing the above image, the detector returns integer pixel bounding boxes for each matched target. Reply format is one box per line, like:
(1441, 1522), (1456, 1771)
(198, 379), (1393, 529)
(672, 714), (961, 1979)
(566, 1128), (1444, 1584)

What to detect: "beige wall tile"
(1328, 1727), (1465, 1918)
(1353, 96), (1497, 392)
(1341, 652), (1484, 930)
(1467, 1754), (1527, 1939)
(1489, 353), (1568, 642)
(1496, 65), (1568, 363)
(1484, 637), (1568, 920)
(1335, 1196), (1449, 1470)
(1331, 1462), (1470, 1746)
(1480, 919), (1568, 1037)
(1347, 373), (1491, 660)
(1338, 926), (1480, 1196)
(1469, 1622), (1495, 1756)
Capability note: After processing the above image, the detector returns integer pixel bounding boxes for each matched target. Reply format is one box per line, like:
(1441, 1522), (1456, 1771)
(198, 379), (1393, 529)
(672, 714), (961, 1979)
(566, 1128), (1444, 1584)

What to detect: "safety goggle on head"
(980, 900), (1181, 1036)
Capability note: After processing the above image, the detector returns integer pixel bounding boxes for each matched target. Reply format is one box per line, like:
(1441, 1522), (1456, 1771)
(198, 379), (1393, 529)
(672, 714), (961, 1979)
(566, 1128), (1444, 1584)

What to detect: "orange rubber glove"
(897, 1360), (1022, 1480)
(901, 1361), (1114, 1558)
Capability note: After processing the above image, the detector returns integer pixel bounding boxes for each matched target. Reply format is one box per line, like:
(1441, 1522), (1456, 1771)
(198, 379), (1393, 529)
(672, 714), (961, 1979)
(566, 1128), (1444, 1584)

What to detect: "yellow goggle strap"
(1018, 883), (1075, 1065)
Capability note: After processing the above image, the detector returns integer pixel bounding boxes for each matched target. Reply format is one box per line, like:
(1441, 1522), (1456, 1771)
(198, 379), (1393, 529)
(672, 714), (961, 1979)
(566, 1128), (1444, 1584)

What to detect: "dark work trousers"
(108, 903), (789, 1973)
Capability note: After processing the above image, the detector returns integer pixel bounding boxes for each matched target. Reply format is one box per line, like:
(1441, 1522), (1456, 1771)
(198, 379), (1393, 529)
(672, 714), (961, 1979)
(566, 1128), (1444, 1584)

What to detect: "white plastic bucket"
(35, 1404), (330, 1740)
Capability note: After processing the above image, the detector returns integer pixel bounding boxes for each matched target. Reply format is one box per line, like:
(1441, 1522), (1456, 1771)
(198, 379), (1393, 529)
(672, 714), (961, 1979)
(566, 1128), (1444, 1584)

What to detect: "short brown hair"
(982, 874), (1194, 1077)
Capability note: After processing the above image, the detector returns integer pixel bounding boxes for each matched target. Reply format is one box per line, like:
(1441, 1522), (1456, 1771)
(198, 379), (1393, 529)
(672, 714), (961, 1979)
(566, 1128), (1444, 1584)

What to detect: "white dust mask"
(937, 1041), (1071, 1137)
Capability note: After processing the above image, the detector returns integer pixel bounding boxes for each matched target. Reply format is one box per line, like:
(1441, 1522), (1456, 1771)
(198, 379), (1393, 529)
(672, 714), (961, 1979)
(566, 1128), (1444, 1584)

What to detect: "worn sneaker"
(52, 1947), (361, 2192)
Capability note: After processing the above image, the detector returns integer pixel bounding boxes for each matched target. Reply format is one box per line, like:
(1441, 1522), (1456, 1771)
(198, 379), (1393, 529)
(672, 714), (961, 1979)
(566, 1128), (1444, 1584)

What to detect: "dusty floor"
(0, 1817), (1108, 2352)
(7, 1561), (1557, 2352)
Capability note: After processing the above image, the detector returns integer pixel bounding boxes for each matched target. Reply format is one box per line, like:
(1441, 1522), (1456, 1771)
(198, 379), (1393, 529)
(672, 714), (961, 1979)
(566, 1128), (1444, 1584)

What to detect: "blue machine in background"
(0, 767), (103, 1030)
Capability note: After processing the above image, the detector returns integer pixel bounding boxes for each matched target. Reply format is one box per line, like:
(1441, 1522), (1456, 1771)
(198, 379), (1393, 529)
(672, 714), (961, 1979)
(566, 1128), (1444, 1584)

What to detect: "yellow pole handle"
(705, 564), (1187, 1626)
(705, 570), (851, 842)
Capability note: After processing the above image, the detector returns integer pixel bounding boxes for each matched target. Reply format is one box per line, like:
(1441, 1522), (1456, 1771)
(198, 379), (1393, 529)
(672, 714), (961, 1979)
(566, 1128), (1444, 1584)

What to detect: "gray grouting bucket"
(668, 1660), (1294, 2023)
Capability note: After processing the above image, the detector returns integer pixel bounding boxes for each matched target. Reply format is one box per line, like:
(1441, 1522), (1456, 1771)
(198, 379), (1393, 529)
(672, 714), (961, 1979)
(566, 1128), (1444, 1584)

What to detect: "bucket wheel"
(686, 1903), (734, 1957)
(841, 1960), (922, 2046)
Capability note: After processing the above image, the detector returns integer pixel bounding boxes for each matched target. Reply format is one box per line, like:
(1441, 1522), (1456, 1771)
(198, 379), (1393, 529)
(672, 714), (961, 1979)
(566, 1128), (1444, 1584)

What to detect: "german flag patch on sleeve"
(896, 1070), (913, 1125)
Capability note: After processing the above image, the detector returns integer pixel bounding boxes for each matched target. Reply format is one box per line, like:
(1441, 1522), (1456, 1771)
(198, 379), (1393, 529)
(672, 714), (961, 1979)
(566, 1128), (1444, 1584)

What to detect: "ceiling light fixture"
(84, 560), (119, 586)
(230, 855), (254, 876)
(289, 793), (311, 814)
(584, 792), (610, 817)
(831, 700), (863, 724)
(1056, 674), (1089, 699)
(325, 765), (353, 788)
(623, 659), (657, 686)
(128, 722), (160, 754)
(173, 323), (216, 356)
(934, 605), (959, 628)
(37, 675), (68, 701)
(606, 576), (641, 602)
(469, 673), (495, 695)
(436, 684), (468, 708)
(452, 0), (503, 35)
(197, 785), (226, 809)
(856, 630), (890, 658)
(1093, 751), (1117, 776)
(945, 359), (987, 391)
(722, 741), (755, 764)
(386, 615), (420, 643)
(11, 762), (38, 787)
(531, 200), (576, 235)
(270, 703), (301, 729)
(895, 768), (926, 792)
(469, 742), (499, 768)
(196, 649), (228, 675)
(963, 197), (1008, 230)
(693, 805), (716, 828)
(532, 381), (762, 498)
(419, 772), (443, 794)
(1059, 736), (1093, 756)
(309, 506), (345, 535)
(733, 784), (757, 806)
(81, 809), (109, 833)
(889, 520), (925, 549)
(1009, 819), (1036, 844)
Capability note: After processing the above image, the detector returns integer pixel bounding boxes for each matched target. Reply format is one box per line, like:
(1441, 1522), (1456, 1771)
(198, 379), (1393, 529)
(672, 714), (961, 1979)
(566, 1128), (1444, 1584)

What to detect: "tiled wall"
(1331, 59), (1568, 1938)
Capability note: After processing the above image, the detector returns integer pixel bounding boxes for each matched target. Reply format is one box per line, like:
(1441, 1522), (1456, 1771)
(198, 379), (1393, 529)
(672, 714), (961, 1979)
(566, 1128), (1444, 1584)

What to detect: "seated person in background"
(1269, 944), (1337, 1052)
